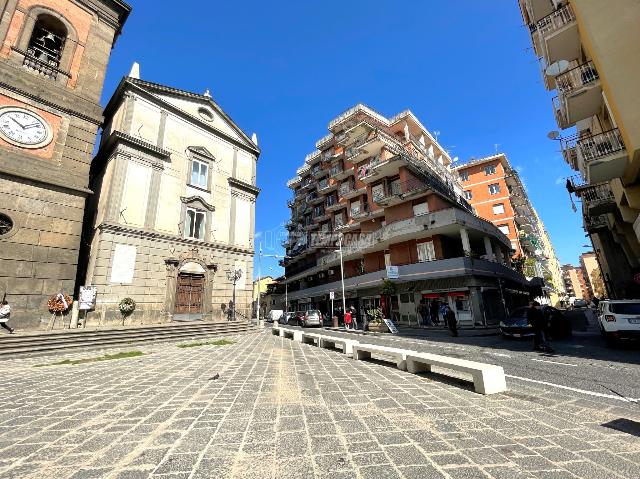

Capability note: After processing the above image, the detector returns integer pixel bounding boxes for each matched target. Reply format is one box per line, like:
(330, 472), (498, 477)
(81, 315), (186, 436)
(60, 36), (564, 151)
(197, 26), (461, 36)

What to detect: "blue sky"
(101, 1), (588, 278)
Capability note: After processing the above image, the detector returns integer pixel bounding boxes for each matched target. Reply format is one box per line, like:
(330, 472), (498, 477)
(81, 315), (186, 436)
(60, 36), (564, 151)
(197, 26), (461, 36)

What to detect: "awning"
(422, 293), (441, 299)
(447, 291), (467, 297)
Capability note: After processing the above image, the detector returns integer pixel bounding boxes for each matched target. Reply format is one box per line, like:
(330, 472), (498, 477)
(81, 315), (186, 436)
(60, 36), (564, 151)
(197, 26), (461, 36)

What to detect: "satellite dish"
(547, 131), (560, 140)
(545, 60), (570, 77)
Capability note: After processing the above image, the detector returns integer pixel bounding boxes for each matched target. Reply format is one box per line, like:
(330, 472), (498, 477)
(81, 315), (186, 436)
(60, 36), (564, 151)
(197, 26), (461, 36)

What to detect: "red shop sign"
(447, 291), (467, 297)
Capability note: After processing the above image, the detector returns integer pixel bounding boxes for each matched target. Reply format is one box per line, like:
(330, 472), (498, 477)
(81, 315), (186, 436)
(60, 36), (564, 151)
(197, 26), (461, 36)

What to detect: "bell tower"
(0, 0), (131, 329)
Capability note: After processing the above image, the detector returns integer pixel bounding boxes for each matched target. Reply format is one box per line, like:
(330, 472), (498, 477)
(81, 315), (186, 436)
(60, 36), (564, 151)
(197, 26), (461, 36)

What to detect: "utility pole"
(257, 241), (262, 323)
(338, 233), (346, 315)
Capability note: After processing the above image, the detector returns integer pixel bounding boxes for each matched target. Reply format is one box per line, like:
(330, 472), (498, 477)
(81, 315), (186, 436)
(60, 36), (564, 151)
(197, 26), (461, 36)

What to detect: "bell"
(40, 32), (56, 45)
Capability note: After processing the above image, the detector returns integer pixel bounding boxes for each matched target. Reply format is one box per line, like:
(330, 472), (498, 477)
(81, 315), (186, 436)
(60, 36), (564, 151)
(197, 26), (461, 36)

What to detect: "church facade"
(0, 0), (130, 329)
(80, 74), (260, 324)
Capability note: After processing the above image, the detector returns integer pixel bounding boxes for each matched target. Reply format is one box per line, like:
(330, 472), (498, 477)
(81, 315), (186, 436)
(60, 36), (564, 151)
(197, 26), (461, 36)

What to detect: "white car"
(597, 300), (640, 344)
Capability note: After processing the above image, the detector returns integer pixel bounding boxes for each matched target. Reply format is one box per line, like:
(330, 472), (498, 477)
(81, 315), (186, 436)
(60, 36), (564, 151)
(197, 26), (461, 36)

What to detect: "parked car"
(282, 312), (296, 325)
(500, 306), (572, 339)
(302, 310), (324, 327)
(266, 309), (283, 323)
(293, 311), (306, 327)
(597, 300), (640, 345)
(572, 299), (588, 309)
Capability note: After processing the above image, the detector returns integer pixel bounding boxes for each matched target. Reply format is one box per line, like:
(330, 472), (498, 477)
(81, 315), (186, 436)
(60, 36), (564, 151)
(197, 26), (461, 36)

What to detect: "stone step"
(0, 322), (256, 357)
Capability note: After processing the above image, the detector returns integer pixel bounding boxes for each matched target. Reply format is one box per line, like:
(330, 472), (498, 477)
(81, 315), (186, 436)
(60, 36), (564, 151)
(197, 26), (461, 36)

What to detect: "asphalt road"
(276, 310), (640, 407)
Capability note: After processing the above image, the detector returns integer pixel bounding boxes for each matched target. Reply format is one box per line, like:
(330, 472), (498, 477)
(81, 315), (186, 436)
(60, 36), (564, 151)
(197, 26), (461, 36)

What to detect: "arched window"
(23, 15), (67, 80)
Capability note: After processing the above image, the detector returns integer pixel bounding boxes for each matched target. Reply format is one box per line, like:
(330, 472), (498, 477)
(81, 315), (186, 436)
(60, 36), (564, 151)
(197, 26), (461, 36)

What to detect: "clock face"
(0, 108), (52, 148)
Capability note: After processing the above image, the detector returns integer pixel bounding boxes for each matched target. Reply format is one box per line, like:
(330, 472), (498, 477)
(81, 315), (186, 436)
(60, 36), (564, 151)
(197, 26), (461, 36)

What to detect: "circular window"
(0, 213), (14, 237)
(198, 108), (214, 122)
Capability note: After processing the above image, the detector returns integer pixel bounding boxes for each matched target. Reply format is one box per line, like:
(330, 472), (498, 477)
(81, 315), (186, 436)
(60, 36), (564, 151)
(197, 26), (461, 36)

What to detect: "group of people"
(333, 306), (361, 330)
(417, 300), (458, 337)
(526, 300), (554, 353)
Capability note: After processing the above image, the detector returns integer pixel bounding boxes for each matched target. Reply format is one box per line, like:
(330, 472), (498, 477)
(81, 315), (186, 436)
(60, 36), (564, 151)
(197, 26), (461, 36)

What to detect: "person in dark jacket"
(444, 304), (458, 337)
(527, 300), (550, 351)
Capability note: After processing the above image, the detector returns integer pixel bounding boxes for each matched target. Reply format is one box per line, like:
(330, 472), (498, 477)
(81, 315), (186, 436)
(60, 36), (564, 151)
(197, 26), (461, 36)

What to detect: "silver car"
(303, 310), (323, 327)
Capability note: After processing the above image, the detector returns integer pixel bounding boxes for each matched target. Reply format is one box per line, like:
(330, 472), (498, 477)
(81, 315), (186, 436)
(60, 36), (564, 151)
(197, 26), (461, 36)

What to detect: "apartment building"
(562, 264), (589, 301)
(518, 0), (640, 299)
(282, 105), (532, 327)
(455, 154), (566, 306)
(580, 251), (606, 299)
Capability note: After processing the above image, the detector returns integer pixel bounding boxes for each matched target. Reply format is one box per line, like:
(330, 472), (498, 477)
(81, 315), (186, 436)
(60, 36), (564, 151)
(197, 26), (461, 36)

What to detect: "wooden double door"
(175, 273), (205, 320)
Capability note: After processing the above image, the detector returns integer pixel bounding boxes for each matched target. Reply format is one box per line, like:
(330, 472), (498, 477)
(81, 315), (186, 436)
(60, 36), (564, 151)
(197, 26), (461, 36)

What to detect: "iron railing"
(555, 61), (599, 95)
(535, 4), (575, 36)
(578, 129), (625, 163)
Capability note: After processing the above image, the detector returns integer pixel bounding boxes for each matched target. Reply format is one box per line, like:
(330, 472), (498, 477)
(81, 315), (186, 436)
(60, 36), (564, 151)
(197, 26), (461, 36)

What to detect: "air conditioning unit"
(328, 269), (335, 275)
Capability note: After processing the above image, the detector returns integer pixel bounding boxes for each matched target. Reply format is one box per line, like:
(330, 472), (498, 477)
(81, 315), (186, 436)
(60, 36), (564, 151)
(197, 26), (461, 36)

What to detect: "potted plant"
(119, 297), (136, 325)
(366, 306), (386, 333)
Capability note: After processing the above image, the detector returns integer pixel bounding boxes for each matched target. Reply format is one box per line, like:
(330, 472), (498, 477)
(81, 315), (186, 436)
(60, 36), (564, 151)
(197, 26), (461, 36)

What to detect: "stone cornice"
(103, 78), (260, 156)
(228, 177), (260, 197)
(94, 131), (170, 168)
(181, 195), (215, 212)
(97, 222), (254, 255)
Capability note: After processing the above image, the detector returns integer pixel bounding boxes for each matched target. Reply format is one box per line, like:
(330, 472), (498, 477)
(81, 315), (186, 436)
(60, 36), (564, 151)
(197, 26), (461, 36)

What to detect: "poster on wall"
(110, 244), (137, 284)
(79, 286), (97, 310)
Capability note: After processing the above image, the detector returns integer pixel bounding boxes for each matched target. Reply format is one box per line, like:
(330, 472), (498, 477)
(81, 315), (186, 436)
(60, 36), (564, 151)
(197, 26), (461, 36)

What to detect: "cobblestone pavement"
(1, 332), (639, 479)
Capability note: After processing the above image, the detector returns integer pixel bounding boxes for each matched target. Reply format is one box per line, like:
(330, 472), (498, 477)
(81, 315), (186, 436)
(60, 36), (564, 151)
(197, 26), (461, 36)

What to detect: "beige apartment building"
(455, 154), (565, 305)
(580, 251), (606, 299)
(282, 104), (533, 327)
(80, 70), (259, 323)
(518, 0), (640, 298)
(562, 264), (589, 301)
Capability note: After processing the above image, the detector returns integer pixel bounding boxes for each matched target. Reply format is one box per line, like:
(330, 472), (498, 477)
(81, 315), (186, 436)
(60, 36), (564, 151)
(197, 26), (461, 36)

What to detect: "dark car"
(500, 306), (572, 339)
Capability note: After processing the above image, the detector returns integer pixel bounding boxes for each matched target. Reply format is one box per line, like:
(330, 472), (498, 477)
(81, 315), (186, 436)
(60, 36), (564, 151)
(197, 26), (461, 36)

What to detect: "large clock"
(0, 107), (53, 149)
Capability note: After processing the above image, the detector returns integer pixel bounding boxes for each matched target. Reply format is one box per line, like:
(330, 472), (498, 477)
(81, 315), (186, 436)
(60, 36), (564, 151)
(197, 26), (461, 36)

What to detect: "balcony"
(553, 62), (602, 129)
(562, 129), (627, 183)
(358, 155), (402, 183)
(373, 177), (431, 207)
(317, 179), (337, 194)
(312, 166), (328, 180)
(584, 214), (609, 233)
(533, 4), (579, 64)
(575, 182), (616, 215)
(316, 133), (333, 150)
(523, 0), (555, 24)
(325, 198), (344, 213)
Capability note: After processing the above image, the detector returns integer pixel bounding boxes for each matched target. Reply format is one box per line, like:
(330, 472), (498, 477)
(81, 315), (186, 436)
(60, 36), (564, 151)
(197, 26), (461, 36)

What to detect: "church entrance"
(174, 273), (204, 320)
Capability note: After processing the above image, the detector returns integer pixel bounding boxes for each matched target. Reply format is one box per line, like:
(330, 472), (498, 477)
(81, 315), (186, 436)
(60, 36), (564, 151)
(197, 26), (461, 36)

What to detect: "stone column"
(483, 237), (495, 261)
(157, 110), (168, 149)
(204, 263), (217, 320)
(163, 259), (179, 322)
(144, 164), (163, 229)
(460, 228), (471, 255)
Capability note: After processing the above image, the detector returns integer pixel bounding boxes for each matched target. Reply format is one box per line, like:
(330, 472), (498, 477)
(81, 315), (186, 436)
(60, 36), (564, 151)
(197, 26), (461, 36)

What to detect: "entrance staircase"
(0, 321), (257, 357)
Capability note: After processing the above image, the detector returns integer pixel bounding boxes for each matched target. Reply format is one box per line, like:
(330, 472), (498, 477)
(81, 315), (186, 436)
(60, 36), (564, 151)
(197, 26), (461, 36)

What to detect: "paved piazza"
(1, 331), (639, 479)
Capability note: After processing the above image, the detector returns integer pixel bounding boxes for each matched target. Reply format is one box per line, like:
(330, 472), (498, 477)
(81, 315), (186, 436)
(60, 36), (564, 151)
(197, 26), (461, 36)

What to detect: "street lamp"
(338, 232), (346, 315)
(225, 268), (243, 321)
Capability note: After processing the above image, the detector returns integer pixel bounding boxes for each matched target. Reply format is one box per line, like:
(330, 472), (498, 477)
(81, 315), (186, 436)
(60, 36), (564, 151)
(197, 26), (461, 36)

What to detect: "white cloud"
(554, 177), (563, 186)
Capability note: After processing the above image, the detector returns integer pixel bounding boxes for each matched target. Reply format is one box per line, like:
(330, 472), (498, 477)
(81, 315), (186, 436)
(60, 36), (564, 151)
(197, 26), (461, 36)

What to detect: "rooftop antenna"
(494, 143), (500, 154)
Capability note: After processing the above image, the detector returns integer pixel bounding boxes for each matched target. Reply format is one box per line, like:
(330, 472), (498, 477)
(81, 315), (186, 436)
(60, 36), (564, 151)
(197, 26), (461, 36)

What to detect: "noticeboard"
(79, 286), (97, 311)
(383, 318), (398, 334)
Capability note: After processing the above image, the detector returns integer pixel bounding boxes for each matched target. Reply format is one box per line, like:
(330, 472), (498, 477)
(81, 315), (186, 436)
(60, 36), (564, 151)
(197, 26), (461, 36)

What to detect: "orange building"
(455, 155), (522, 256)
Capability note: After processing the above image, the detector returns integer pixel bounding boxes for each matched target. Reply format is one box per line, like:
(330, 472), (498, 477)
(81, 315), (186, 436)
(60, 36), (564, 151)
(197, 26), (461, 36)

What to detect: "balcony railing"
(555, 61), (599, 95)
(329, 164), (343, 177)
(578, 129), (625, 164)
(552, 96), (569, 130)
(535, 4), (575, 37)
(576, 182), (615, 208)
(584, 214), (608, 231)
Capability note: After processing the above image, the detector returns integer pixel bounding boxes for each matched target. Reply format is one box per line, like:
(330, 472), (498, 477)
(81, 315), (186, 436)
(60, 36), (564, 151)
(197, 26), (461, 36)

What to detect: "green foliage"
(366, 307), (384, 324)
(380, 279), (397, 296)
(177, 339), (235, 348)
(34, 351), (144, 367)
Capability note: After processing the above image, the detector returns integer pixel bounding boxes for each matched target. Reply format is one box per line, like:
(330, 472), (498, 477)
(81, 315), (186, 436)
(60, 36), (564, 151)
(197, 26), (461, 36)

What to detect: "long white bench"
(279, 328), (303, 342)
(406, 352), (506, 395)
(352, 343), (409, 371)
(301, 332), (322, 345)
(318, 336), (359, 355)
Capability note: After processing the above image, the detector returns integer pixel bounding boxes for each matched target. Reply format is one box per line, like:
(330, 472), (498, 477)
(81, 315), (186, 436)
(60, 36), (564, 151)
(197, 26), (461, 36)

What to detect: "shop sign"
(329, 291), (335, 300)
(386, 266), (399, 279)
(383, 318), (398, 334)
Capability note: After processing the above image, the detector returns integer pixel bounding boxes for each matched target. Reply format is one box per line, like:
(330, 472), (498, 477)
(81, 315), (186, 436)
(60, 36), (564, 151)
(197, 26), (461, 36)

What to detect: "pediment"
(188, 146), (216, 160)
(180, 195), (215, 212)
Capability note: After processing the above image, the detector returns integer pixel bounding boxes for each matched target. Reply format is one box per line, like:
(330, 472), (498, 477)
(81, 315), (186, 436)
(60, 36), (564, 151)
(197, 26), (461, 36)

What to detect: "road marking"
(489, 352), (512, 358)
(530, 358), (578, 367)
(505, 375), (639, 403)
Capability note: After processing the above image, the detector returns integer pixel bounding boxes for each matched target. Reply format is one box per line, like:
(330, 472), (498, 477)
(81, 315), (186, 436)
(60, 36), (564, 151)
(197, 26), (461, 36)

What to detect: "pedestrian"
(439, 302), (448, 327)
(527, 300), (551, 352)
(430, 300), (440, 326)
(418, 302), (432, 326)
(444, 304), (458, 337)
(0, 300), (14, 334)
(344, 309), (352, 330)
(349, 306), (358, 330)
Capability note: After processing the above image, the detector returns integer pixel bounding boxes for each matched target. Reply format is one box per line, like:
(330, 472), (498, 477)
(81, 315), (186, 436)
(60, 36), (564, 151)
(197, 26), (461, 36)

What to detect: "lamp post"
(257, 241), (262, 323)
(338, 232), (346, 315)
(226, 268), (243, 322)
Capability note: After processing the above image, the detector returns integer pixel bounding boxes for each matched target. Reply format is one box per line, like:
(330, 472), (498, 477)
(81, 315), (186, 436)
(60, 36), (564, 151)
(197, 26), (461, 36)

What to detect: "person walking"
(349, 306), (358, 330)
(527, 300), (551, 352)
(430, 300), (440, 326)
(344, 309), (352, 330)
(444, 304), (458, 337)
(0, 300), (14, 334)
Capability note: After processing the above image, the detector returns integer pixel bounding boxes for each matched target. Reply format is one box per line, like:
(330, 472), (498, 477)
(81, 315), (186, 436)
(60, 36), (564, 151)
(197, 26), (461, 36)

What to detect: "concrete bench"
(319, 336), (359, 355)
(352, 343), (409, 371)
(301, 332), (322, 345)
(279, 327), (303, 342)
(406, 352), (507, 395)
